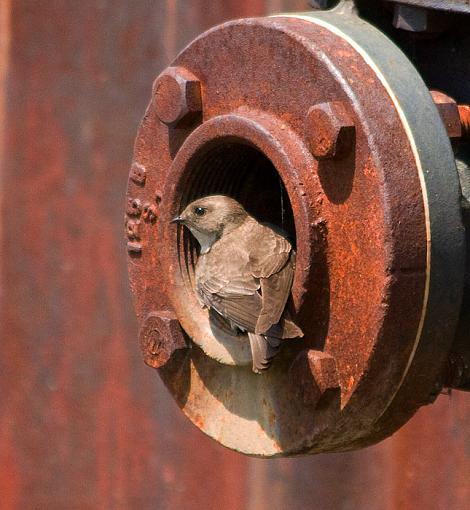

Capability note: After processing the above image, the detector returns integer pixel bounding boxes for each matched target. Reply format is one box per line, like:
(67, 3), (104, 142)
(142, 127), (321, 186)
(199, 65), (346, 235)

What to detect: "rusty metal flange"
(126, 10), (465, 456)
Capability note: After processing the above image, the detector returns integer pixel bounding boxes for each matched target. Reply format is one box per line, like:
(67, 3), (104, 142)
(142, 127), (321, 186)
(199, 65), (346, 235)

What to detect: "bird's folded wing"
(196, 223), (294, 334)
(207, 292), (262, 332)
(247, 226), (295, 335)
(249, 226), (291, 278)
(256, 254), (295, 335)
(196, 270), (262, 332)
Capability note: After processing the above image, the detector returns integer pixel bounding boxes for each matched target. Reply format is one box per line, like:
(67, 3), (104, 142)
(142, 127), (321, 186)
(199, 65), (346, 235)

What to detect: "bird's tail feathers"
(248, 333), (281, 374)
(280, 317), (303, 338)
(264, 314), (303, 340)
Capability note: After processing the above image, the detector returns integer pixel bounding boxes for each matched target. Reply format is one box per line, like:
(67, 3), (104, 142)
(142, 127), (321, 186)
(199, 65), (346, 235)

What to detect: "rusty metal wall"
(1, 1), (470, 509)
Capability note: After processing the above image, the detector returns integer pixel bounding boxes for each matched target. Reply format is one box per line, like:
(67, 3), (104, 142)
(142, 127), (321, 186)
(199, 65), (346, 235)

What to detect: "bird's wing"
(196, 257), (262, 333)
(196, 222), (294, 334)
(256, 255), (295, 334)
(247, 225), (295, 335)
(208, 293), (262, 332)
(249, 225), (292, 278)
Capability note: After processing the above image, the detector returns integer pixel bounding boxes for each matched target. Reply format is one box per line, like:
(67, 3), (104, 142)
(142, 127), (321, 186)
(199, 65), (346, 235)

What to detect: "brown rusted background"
(1, 1), (470, 509)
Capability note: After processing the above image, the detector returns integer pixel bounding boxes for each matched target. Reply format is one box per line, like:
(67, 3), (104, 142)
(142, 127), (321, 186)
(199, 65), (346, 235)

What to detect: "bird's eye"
(194, 206), (206, 217)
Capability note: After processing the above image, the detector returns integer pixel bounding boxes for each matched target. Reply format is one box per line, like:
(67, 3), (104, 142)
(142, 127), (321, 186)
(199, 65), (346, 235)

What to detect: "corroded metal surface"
(127, 10), (465, 456)
(0, 1), (263, 508)
(3, 0), (470, 509)
(459, 104), (470, 138)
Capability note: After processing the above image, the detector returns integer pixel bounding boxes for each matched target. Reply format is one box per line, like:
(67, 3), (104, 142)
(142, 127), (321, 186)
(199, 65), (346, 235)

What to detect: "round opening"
(176, 137), (296, 292)
(163, 112), (318, 366)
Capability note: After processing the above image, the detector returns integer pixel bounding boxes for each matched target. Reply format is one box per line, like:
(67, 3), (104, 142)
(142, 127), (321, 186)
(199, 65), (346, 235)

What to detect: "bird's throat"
(188, 227), (218, 254)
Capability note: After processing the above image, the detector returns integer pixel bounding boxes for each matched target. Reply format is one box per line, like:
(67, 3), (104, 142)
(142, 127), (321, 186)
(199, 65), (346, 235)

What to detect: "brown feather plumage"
(174, 195), (303, 373)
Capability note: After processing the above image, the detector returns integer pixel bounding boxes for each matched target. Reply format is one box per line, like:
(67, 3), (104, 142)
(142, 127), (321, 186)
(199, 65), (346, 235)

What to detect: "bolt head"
(304, 101), (355, 160)
(393, 4), (428, 32)
(290, 349), (340, 409)
(392, 4), (450, 34)
(430, 90), (462, 141)
(139, 311), (187, 369)
(153, 66), (202, 126)
(307, 350), (339, 395)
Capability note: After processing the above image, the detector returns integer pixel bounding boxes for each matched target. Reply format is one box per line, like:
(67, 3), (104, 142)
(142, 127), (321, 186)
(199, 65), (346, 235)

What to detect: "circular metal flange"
(126, 11), (465, 456)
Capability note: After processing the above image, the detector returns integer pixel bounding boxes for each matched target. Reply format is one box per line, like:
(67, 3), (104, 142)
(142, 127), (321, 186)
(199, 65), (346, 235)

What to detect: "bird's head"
(171, 195), (248, 254)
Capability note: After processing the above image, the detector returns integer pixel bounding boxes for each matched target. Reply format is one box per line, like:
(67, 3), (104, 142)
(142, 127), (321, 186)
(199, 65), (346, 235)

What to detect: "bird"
(171, 194), (303, 373)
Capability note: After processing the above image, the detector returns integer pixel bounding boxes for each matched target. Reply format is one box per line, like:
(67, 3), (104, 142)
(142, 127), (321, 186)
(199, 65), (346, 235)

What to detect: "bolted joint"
(290, 349), (340, 409)
(153, 66), (202, 126)
(304, 101), (355, 160)
(139, 311), (188, 369)
(430, 90), (462, 142)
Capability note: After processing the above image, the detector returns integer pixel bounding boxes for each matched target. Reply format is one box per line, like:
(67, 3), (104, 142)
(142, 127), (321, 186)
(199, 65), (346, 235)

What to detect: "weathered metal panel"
(1, 1), (470, 509)
(0, 1), (254, 508)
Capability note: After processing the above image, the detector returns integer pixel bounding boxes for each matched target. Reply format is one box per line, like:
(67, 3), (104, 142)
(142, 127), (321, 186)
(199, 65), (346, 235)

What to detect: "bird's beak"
(171, 216), (184, 224)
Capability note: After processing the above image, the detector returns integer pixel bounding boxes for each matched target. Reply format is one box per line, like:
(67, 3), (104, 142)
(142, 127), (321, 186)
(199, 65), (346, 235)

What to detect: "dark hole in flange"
(176, 138), (296, 288)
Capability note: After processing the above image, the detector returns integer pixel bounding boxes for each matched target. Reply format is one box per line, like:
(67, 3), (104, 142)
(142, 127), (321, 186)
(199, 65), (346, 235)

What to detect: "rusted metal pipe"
(127, 10), (466, 457)
(430, 90), (470, 143)
(458, 104), (470, 140)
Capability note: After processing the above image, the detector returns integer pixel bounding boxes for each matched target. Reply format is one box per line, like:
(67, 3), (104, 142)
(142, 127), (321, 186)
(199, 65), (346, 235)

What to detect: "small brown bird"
(172, 195), (303, 373)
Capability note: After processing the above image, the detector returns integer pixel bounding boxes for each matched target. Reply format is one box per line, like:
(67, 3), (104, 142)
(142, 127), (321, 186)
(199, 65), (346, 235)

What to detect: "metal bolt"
(392, 4), (450, 34)
(290, 349), (340, 409)
(304, 101), (355, 160)
(139, 311), (187, 369)
(430, 90), (462, 141)
(153, 66), (202, 126)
